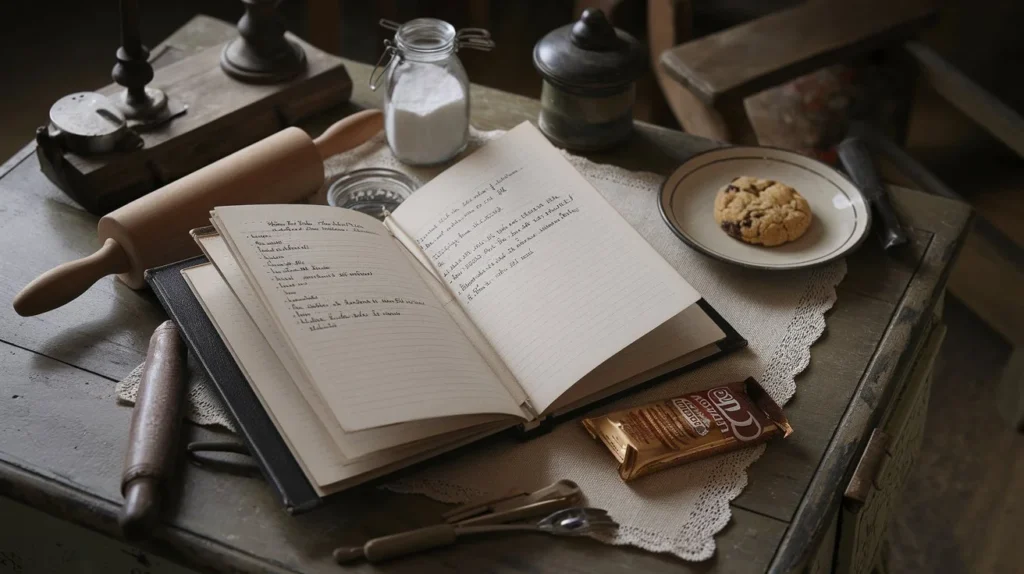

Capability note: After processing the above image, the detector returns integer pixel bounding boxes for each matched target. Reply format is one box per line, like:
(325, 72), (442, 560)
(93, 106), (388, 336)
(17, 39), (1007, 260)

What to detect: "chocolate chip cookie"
(713, 176), (812, 247)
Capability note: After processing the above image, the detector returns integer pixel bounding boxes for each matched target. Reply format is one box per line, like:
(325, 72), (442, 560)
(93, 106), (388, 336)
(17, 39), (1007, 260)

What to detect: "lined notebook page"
(196, 233), (508, 459)
(212, 205), (524, 431)
(391, 122), (701, 412)
(182, 263), (509, 492)
(546, 304), (725, 413)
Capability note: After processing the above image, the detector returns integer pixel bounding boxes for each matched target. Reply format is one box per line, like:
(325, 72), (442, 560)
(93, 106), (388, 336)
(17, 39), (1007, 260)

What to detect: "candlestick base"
(116, 86), (167, 119)
(220, 36), (307, 84)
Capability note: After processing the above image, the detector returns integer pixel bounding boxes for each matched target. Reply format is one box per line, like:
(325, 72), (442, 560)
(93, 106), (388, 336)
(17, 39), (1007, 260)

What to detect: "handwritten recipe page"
(389, 122), (701, 411)
(195, 232), (514, 460)
(213, 205), (525, 431)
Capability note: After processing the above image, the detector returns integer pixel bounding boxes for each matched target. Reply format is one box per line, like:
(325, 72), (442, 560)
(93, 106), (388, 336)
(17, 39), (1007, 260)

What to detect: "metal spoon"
(461, 507), (617, 536)
(334, 507), (618, 564)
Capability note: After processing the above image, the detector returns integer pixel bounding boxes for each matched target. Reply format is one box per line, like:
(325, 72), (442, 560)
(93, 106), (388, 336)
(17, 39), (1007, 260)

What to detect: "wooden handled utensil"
(13, 109), (383, 316)
(119, 320), (187, 541)
(837, 136), (908, 251)
(334, 507), (617, 564)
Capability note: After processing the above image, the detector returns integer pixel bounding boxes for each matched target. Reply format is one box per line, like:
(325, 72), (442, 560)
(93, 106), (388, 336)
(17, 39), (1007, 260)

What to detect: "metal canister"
(532, 9), (645, 151)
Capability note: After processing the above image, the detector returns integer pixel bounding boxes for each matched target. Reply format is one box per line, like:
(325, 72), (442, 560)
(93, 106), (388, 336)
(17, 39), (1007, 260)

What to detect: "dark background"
(2, 0), (1024, 161)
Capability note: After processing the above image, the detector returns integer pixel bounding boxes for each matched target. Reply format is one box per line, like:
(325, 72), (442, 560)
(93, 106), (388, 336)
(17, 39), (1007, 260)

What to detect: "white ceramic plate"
(659, 146), (871, 270)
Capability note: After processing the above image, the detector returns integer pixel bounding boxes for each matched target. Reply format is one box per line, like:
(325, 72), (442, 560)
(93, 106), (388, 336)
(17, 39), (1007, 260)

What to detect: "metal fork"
(334, 507), (618, 564)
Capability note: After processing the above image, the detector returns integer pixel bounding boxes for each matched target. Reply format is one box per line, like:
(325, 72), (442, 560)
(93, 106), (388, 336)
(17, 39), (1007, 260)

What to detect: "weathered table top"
(0, 16), (971, 574)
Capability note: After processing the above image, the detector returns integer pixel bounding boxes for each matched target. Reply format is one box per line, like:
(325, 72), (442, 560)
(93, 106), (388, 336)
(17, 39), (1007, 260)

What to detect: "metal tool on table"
(333, 480), (586, 564)
(119, 321), (188, 541)
(443, 478), (581, 523)
(837, 136), (909, 251)
(14, 109), (384, 317)
(335, 507), (615, 564)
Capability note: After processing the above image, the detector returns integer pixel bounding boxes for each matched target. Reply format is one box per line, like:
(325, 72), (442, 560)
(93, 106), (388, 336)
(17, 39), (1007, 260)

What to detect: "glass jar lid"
(533, 9), (646, 96)
(326, 168), (420, 220)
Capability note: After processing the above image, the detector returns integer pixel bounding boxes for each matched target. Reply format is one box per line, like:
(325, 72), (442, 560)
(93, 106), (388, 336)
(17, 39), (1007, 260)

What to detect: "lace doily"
(118, 128), (845, 561)
(116, 354), (236, 432)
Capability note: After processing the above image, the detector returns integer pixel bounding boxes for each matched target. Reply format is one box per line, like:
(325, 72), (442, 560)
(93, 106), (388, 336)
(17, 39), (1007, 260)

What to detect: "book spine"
(383, 215), (537, 419)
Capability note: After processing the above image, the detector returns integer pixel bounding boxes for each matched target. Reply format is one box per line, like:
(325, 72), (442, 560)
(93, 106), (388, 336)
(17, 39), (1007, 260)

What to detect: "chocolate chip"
(741, 219), (753, 228)
(721, 221), (741, 236)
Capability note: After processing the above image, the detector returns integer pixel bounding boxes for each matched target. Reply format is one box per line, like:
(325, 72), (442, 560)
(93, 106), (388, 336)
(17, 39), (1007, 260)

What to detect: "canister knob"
(570, 9), (620, 51)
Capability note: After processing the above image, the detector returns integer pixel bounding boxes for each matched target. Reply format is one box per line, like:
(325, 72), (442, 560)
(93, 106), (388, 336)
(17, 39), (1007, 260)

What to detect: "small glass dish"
(326, 168), (419, 220)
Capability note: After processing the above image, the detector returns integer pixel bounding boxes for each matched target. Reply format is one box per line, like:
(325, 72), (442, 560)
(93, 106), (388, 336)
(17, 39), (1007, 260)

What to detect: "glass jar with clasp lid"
(371, 18), (494, 166)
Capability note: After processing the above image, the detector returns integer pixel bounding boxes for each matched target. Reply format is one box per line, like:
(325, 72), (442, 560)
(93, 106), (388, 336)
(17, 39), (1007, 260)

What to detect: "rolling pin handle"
(120, 477), (160, 541)
(12, 238), (131, 316)
(312, 108), (384, 160)
(118, 320), (187, 541)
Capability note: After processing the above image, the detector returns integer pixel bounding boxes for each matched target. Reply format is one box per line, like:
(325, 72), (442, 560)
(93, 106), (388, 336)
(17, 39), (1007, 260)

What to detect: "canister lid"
(533, 9), (646, 96)
(326, 168), (419, 220)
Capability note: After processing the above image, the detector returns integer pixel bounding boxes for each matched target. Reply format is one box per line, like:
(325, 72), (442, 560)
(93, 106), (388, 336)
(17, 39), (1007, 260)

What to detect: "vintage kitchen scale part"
(36, 0), (352, 216)
(42, 92), (142, 156)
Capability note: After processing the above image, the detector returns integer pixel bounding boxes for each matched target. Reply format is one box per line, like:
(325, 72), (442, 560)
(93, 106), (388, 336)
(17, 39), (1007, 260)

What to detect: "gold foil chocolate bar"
(582, 378), (792, 481)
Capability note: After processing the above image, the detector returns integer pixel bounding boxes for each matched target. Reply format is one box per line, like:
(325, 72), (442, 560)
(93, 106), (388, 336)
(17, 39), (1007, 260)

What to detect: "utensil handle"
(119, 320), (187, 541)
(312, 108), (384, 160)
(837, 137), (908, 250)
(361, 524), (458, 563)
(12, 238), (131, 316)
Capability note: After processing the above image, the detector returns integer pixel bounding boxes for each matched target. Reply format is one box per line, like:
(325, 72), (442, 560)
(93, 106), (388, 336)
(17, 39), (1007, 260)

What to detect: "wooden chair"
(657, 0), (1024, 429)
(657, 0), (937, 144)
(900, 42), (1024, 430)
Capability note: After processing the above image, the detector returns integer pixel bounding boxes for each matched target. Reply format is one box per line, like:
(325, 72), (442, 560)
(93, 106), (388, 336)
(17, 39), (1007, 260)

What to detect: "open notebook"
(153, 122), (744, 511)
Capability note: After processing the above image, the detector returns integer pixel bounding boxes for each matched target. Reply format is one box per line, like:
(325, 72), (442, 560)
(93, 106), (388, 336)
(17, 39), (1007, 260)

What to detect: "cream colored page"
(212, 205), (524, 431)
(182, 264), (507, 490)
(197, 234), (509, 458)
(391, 122), (701, 412)
(547, 304), (725, 412)
(387, 224), (531, 409)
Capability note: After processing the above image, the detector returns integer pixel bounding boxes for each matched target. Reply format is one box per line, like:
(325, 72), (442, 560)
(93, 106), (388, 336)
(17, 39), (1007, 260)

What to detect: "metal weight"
(45, 92), (140, 155)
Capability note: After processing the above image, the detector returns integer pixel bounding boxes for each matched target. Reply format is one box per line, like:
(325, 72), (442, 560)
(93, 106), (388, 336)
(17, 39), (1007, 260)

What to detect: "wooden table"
(0, 16), (971, 574)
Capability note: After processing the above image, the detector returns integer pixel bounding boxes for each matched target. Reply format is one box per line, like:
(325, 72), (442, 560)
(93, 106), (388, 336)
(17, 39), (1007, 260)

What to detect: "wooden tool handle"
(13, 238), (131, 316)
(361, 524), (458, 563)
(120, 320), (187, 541)
(837, 137), (909, 250)
(313, 108), (384, 160)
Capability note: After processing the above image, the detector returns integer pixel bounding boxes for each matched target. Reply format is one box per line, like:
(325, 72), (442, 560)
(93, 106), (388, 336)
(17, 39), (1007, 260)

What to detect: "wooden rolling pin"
(13, 109), (383, 316)
(120, 321), (186, 541)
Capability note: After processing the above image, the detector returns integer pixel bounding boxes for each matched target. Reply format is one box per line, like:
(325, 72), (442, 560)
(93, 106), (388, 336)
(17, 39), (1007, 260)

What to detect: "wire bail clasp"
(379, 18), (495, 53)
(371, 18), (494, 91)
(456, 28), (495, 52)
(369, 39), (398, 91)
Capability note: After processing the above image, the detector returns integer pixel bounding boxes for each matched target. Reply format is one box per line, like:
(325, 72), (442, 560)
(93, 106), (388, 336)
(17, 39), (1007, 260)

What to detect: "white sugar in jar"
(373, 19), (491, 166)
(385, 60), (468, 165)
